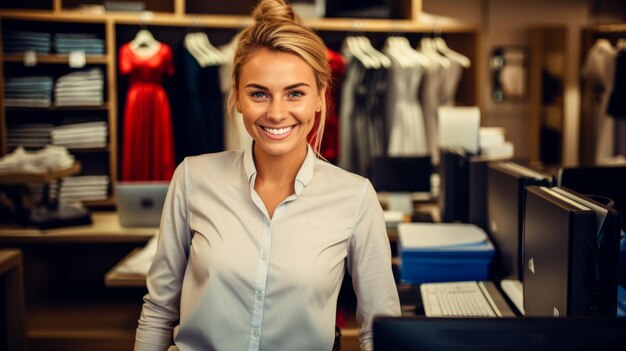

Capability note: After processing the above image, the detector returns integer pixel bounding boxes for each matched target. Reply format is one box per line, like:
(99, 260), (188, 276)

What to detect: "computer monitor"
(487, 162), (553, 282)
(467, 155), (512, 231)
(437, 106), (481, 155)
(523, 186), (621, 317)
(370, 156), (432, 193)
(558, 165), (626, 230)
(116, 182), (169, 228)
(438, 147), (470, 223)
(373, 316), (626, 351)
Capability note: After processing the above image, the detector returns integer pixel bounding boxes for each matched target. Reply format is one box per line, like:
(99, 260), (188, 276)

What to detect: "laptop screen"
(116, 182), (169, 228)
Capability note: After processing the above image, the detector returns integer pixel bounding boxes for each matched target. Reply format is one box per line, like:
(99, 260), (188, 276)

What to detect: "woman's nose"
(267, 98), (288, 121)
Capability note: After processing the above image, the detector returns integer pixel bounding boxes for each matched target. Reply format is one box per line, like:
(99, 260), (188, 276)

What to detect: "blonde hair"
(228, 0), (331, 156)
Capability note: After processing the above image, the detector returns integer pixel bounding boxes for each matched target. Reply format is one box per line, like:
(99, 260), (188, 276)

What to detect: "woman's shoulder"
(314, 159), (370, 189)
(184, 150), (244, 172)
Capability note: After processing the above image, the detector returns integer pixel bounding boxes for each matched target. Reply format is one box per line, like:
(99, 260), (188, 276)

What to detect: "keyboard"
(420, 281), (501, 317)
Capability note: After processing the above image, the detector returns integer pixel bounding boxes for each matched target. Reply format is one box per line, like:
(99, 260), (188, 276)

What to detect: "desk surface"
(105, 248), (147, 288)
(0, 212), (157, 244)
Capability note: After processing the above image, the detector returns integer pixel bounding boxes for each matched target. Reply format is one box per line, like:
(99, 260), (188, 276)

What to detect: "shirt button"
(261, 253), (267, 261)
(255, 290), (262, 300)
(252, 328), (260, 337)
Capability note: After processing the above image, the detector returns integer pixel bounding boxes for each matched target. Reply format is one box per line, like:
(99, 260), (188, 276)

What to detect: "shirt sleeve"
(347, 179), (402, 351)
(134, 159), (192, 351)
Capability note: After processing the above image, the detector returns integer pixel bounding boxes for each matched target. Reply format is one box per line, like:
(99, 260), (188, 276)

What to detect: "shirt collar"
(243, 143), (316, 196)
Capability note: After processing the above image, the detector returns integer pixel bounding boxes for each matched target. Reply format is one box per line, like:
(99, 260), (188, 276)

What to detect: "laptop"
(116, 182), (169, 227)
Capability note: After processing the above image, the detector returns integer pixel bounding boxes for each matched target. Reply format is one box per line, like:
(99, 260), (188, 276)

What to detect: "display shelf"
(1, 13), (116, 206)
(2, 53), (108, 64)
(5, 102), (110, 111)
(0, 161), (80, 184)
(82, 197), (116, 207)
(0, 211), (156, 243)
(0, 8), (479, 34)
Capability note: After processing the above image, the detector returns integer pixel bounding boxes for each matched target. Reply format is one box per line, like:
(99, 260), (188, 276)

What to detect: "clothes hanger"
(434, 37), (471, 68)
(342, 36), (376, 69)
(184, 32), (211, 67)
(357, 36), (390, 69)
(396, 36), (431, 69)
(418, 37), (451, 69)
(130, 29), (159, 51)
(384, 36), (410, 68)
(194, 32), (227, 65)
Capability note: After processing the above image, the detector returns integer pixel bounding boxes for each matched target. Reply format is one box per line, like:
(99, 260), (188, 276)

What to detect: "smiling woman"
(237, 49), (323, 162)
(133, 1), (400, 350)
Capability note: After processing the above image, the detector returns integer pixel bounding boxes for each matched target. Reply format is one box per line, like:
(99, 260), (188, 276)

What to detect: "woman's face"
(236, 48), (324, 159)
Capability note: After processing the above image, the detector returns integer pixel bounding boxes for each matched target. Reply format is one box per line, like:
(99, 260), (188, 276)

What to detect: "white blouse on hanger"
(581, 38), (617, 164)
(383, 37), (428, 156)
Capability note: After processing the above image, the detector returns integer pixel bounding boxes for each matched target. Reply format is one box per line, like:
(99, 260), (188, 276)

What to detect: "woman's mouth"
(261, 125), (296, 139)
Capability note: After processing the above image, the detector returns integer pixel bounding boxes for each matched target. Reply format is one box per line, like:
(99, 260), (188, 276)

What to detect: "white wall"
(423, 0), (590, 165)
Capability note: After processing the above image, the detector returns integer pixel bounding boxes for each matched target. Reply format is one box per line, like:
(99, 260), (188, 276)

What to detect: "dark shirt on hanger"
(171, 45), (225, 163)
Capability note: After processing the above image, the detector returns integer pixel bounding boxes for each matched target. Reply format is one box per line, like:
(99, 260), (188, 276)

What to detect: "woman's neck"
(253, 143), (307, 189)
(252, 143), (308, 218)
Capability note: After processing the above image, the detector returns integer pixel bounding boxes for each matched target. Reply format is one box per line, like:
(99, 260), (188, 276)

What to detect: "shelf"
(0, 9), (480, 33)
(5, 102), (109, 111)
(583, 23), (626, 32)
(0, 161), (80, 184)
(0, 211), (157, 244)
(82, 197), (116, 207)
(2, 54), (108, 65)
(66, 147), (109, 153)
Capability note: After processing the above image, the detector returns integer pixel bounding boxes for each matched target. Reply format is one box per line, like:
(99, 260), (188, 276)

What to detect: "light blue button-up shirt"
(134, 144), (400, 351)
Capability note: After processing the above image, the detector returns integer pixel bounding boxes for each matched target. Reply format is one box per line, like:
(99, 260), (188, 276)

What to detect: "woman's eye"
(288, 90), (305, 98)
(250, 91), (267, 99)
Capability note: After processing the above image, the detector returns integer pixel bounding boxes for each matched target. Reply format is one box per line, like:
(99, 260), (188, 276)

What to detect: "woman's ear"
(316, 86), (327, 112)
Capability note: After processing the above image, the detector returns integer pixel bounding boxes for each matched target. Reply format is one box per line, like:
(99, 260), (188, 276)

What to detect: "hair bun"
(252, 0), (301, 25)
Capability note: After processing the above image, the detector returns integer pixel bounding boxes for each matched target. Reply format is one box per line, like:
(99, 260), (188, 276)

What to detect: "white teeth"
(263, 126), (293, 135)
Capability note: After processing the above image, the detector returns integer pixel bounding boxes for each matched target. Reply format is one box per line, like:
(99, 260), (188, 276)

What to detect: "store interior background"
(424, 0), (624, 167)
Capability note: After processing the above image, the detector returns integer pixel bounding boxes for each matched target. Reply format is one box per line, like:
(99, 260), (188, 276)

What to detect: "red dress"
(309, 49), (345, 164)
(119, 43), (175, 181)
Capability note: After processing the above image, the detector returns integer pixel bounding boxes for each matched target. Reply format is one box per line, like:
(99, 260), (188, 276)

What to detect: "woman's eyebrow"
(244, 82), (310, 91)
(284, 83), (310, 90)
(244, 83), (269, 91)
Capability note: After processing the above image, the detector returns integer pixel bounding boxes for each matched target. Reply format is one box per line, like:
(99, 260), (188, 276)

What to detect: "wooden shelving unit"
(0, 162), (80, 184)
(2, 53), (108, 64)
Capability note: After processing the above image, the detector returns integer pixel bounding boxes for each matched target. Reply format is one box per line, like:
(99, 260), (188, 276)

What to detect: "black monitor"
(373, 316), (626, 351)
(523, 186), (621, 317)
(558, 165), (626, 230)
(487, 162), (553, 282)
(370, 156), (432, 193)
(438, 147), (470, 223)
(467, 155), (512, 231)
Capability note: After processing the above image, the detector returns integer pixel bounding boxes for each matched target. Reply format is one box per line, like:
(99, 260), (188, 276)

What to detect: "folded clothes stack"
(7, 124), (53, 148)
(3, 30), (51, 54)
(52, 121), (108, 149)
(0, 145), (75, 174)
(60, 175), (109, 201)
(4, 76), (54, 108)
(54, 33), (105, 55)
(54, 68), (104, 106)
